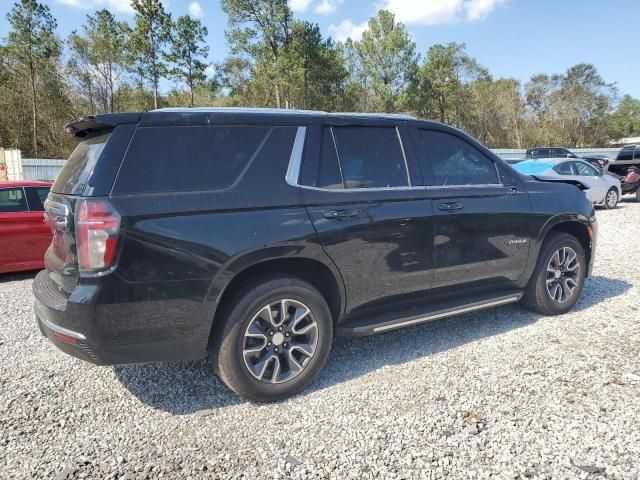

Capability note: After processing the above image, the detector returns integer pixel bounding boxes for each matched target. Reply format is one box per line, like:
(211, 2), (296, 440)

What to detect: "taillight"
(75, 198), (121, 272)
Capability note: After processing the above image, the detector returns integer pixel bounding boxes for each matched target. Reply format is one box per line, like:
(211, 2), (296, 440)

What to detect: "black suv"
(34, 109), (597, 401)
(526, 147), (609, 169)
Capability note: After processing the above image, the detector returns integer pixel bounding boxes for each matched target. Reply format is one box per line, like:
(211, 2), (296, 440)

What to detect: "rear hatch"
(42, 114), (139, 295)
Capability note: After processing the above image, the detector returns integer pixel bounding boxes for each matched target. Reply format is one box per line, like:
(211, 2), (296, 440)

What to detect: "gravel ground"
(1, 201), (639, 480)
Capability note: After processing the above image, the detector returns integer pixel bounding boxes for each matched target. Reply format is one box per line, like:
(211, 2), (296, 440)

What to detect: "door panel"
(411, 127), (533, 291)
(299, 123), (434, 312)
(430, 186), (532, 288)
(0, 212), (48, 267)
(304, 192), (434, 310)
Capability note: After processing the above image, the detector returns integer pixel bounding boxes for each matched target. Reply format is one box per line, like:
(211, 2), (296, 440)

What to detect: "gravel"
(2, 201), (640, 480)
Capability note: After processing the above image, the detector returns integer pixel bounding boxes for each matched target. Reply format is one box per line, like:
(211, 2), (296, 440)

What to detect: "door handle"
(437, 202), (463, 211)
(323, 209), (360, 219)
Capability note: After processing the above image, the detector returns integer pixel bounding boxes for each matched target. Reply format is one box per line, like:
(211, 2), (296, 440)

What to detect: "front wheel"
(521, 232), (586, 315)
(604, 188), (618, 209)
(211, 276), (333, 402)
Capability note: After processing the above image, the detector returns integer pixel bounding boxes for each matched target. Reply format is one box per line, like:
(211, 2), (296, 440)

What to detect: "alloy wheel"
(242, 299), (319, 384)
(545, 247), (581, 304)
(606, 189), (618, 208)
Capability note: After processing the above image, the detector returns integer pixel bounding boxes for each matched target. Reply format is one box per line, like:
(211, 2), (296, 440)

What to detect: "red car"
(0, 181), (52, 274)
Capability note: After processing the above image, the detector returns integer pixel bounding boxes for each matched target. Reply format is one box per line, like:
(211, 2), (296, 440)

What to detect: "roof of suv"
(151, 107), (417, 120)
(65, 108), (429, 137)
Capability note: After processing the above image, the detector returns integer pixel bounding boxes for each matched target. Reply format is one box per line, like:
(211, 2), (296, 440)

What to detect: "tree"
(353, 10), (417, 112)
(221, 0), (292, 108)
(166, 15), (209, 107)
(609, 95), (640, 138)
(412, 43), (484, 124)
(130, 0), (172, 109)
(279, 21), (347, 110)
(3, 0), (61, 156)
(83, 10), (129, 112)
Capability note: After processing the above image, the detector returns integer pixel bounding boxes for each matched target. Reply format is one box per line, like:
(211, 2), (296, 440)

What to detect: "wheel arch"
(537, 216), (594, 277)
(207, 254), (346, 348)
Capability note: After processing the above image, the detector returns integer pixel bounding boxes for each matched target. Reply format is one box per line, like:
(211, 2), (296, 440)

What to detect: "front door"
(413, 128), (532, 290)
(299, 123), (434, 312)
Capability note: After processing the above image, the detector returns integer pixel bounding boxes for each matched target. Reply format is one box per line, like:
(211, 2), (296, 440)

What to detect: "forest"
(1, 0), (640, 158)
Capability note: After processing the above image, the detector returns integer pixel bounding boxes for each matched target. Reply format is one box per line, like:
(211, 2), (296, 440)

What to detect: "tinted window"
(617, 147), (634, 161)
(114, 126), (271, 194)
(53, 132), (110, 195)
(574, 162), (598, 176)
(536, 149), (551, 158)
(419, 130), (499, 186)
(332, 127), (408, 189)
(635, 147), (640, 160)
(25, 186), (50, 211)
(553, 162), (574, 175)
(0, 188), (28, 213)
(315, 127), (343, 189)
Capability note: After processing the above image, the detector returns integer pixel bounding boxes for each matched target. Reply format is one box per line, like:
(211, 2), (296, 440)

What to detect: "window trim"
(288, 125), (418, 192)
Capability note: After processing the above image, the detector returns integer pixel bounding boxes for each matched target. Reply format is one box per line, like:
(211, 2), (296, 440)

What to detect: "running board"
(337, 291), (523, 337)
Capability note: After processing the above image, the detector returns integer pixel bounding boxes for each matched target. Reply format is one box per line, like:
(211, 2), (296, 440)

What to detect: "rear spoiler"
(65, 112), (142, 138)
(532, 176), (589, 191)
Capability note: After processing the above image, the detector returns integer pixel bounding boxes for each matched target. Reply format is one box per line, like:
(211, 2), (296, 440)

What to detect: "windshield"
(51, 132), (111, 195)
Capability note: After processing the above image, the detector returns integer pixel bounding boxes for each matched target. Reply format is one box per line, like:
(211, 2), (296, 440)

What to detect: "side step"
(337, 291), (523, 337)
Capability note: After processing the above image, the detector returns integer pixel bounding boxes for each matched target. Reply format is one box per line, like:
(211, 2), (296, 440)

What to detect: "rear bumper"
(35, 301), (105, 365)
(33, 270), (208, 365)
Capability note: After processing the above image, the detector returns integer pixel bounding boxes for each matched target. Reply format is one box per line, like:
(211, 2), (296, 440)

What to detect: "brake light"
(75, 198), (121, 272)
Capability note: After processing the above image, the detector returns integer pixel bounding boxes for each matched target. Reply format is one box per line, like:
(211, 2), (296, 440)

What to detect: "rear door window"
(332, 126), (409, 189)
(114, 126), (271, 194)
(53, 132), (110, 195)
(315, 127), (344, 189)
(553, 162), (575, 175)
(418, 130), (499, 186)
(574, 162), (599, 176)
(536, 149), (551, 158)
(25, 186), (50, 211)
(0, 188), (28, 213)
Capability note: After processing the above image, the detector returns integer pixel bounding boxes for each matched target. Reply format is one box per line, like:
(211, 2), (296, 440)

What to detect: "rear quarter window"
(113, 126), (271, 194)
(52, 132), (110, 195)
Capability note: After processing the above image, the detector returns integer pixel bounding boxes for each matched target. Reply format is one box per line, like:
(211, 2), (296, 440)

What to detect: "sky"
(1, 0), (639, 98)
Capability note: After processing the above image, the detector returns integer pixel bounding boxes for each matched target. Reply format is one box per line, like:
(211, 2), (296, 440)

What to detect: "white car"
(513, 158), (622, 209)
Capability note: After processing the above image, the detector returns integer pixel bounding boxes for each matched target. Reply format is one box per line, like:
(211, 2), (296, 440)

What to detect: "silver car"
(513, 158), (622, 209)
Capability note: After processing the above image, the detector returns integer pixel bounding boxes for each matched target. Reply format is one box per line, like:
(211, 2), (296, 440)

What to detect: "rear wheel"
(211, 276), (333, 402)
(604, 188), (618, 209)
(521, 232), (586, 315)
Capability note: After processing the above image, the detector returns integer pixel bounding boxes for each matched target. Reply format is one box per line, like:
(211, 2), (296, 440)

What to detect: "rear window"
(113, 126), (270, 194)
(52, 132), (110, 195)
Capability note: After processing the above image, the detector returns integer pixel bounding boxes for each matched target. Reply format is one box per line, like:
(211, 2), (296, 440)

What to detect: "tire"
(635, 189), (640, 202)
(211, 276), (333, 402)
(521, 232), (586, 316)
(604, 188), (618, 209)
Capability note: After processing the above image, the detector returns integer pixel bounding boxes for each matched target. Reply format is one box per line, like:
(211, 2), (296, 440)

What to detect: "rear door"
(0, 187), (44, 269)
(412, 128), (532, 290)
(299, 122), (434, 312)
